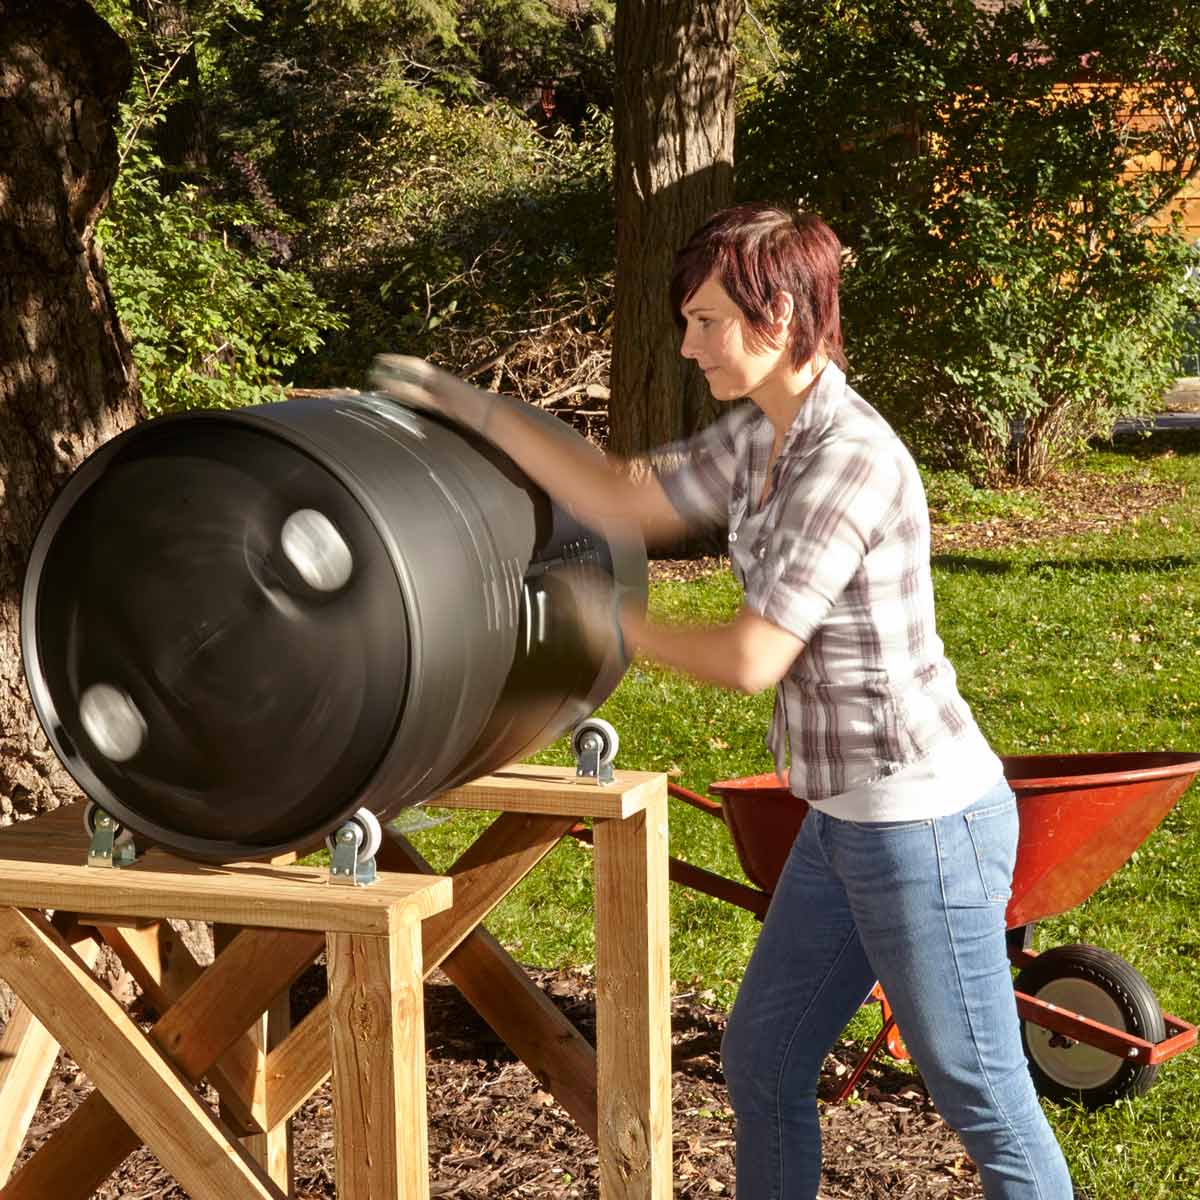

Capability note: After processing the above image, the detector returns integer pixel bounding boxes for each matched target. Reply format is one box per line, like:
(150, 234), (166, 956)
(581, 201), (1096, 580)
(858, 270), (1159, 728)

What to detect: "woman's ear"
(770, 291), (795, 341)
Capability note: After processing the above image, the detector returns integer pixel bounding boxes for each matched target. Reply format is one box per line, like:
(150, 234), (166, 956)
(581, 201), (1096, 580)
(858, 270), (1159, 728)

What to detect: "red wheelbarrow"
(661, 751), (1200, 1110)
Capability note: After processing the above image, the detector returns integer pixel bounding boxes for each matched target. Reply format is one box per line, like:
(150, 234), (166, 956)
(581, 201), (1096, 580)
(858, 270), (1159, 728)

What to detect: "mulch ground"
(9, 963), (981, 1199)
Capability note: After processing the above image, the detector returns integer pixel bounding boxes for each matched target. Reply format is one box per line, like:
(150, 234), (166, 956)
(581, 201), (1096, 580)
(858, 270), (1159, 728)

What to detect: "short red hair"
(670, 204), (846, 370)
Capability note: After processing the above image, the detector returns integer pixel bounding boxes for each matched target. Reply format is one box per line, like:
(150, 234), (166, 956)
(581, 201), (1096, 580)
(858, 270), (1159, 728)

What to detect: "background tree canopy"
(35, 0), (1200, 463)
(741, 0), (1200, 480)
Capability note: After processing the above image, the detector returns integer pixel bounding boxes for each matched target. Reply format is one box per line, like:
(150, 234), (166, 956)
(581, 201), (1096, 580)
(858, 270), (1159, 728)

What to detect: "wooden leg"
(327, 923), (428, 1200)
(592, 791), (672, 1200)
(0, 907), (284, 1200)
(245, 988), (294, 1192)
(265, 992), (333, 1130)
(214, 925), (294, 1191)
(0, 919), (98, 1184)
(101, 920), (270, 1138)
(1, 925), (321, 1200)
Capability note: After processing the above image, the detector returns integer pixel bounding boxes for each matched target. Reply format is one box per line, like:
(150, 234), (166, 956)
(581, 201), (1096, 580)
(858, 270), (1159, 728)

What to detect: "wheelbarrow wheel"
(1015, 943), (1165, 1109)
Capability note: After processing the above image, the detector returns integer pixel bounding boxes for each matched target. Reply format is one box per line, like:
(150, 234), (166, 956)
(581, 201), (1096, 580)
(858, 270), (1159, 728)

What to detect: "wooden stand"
(0, 765), (671, 1199)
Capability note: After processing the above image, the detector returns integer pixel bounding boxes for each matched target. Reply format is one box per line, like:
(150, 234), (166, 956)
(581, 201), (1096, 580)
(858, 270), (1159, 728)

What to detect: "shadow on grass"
(933, 554), (1199, 576)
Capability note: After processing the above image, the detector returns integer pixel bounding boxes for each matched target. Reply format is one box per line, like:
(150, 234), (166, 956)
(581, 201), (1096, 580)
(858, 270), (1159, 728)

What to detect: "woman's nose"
(680, 329), (698, 359)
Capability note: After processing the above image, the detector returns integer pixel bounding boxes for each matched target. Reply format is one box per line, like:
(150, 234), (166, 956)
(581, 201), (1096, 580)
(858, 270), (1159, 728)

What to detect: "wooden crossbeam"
(0, 907), (284, 1200)
(1, 926), (322, 1200)
(263, 814), (599, 1135)
(439, 922), (599, 1139)
(385, 813), (578, 972)
(214, 924), (293, 1191)
(435, 764), (664, 818)
(0, 917), (98, 1184)
(99, 921), (270, 1137)
(264, 995), (332, 1130)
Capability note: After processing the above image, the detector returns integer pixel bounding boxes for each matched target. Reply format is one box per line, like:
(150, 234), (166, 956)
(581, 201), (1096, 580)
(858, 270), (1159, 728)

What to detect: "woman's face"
(679, 275), (790, 403)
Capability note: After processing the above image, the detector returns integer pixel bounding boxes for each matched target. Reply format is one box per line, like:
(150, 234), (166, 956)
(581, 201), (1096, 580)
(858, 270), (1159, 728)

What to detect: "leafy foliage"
(93, 0), (345, 414)
(99, 141), (344, 413)
(205, 0), (618, 396)
(740, 0), (1200, 480)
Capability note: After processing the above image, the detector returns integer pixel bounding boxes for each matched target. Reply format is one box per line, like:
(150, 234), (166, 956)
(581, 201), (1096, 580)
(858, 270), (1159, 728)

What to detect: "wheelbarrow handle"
(668, 781), (725, 818)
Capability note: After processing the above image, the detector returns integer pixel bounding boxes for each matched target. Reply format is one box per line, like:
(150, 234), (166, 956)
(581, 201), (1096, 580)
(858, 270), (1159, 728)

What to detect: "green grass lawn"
(410, 431), (1200, 1200)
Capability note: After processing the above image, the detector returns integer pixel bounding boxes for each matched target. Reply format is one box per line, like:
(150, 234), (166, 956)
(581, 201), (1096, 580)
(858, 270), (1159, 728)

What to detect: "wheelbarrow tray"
(705, 751), (1200, 1101)
(709, 751), (1200, 930)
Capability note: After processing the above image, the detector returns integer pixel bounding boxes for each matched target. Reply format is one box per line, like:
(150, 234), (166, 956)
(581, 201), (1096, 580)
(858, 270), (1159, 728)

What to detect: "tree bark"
(131, 0), (210, 188)
(609, 0), (742, 458)
(0, 1), (142, 823)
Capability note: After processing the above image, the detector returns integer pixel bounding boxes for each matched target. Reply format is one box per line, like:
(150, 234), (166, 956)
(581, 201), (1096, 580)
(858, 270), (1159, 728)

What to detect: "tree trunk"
(0, 1), (142, 824)
(131, 0), (210, 188)
(609, 0), (742, 459)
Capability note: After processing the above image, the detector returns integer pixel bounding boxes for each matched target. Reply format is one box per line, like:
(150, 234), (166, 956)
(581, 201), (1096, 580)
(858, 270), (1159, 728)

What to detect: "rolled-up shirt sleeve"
(751, 438), (904, 644)
(651, 405), (754, 532)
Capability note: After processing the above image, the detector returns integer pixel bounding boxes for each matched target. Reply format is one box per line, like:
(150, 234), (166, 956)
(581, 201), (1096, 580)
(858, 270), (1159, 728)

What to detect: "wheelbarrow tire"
(1015, 943), (1165, 1109)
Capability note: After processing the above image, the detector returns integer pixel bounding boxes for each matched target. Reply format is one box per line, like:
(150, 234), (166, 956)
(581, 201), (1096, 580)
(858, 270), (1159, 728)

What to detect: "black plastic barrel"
(21, 391), (647, 862)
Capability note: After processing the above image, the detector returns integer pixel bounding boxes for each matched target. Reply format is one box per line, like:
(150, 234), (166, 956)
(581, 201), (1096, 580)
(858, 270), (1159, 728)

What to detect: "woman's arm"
(371, 355), (687, 544)
(621, 602), (805, 695)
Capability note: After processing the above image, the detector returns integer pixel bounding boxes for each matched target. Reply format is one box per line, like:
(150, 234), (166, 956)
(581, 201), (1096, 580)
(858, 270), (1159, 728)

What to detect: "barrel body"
(21, 392), (646, 861)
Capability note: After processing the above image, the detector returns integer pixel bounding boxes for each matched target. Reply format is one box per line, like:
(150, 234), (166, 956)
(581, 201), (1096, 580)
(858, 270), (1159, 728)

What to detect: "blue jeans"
(721, 780), (1073, 1199)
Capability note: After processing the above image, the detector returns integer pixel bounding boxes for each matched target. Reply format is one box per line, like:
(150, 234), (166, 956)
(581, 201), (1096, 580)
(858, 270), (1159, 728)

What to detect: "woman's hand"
(370, 355), (494, 433)
(372, 354), (688, 548)
(563, 564), (645, 669)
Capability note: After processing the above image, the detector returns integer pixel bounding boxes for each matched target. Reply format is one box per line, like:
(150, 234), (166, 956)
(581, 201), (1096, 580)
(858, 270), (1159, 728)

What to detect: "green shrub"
(843, 189), (1196, 482)
(99, 140), (344, 414)
(292, 96), (616, 394)
(94, 0), (345, 414)
(739, 0), (1200, 481)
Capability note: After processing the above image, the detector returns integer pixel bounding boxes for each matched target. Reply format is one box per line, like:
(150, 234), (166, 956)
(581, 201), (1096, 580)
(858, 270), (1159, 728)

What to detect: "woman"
(372, 203), (1074, 1200)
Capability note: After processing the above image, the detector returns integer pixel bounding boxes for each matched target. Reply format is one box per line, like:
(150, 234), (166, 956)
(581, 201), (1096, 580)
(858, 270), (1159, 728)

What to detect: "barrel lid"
(23, 417), (409, 860)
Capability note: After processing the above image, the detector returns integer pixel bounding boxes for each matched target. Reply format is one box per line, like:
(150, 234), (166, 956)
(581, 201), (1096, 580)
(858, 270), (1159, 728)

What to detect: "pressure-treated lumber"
(1, 927), (323, 1199)
(263, 996), (332, 1130)
(328, 924), (428, 1200)
(593, 794), (672, 1199)
(215, 923), (294, 1190)
(384, 828), (600, 1137)
(0, 770), (668, 1199)
(435, 764), (664, 818)
(383, 813), (577, 973)
(264, 813), (579, 1129)
(244, 988), (294, 1190)
(0, 919), (98, 1185)
(440, 923), (600, 1139)
(100, 920), (267, 1137)
(0, 907), (284, 1200)
(0, 843), (451, 936)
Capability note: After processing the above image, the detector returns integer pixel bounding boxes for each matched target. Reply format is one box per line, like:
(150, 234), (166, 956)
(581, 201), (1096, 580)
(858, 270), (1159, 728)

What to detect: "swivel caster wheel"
(327, 808), (382, 886)
(84, 801), (136, 868)
(572, 717), (619, 784)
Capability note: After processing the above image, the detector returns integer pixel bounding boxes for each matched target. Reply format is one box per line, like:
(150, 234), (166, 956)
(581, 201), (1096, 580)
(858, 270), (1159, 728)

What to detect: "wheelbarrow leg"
(834, 1010), (898, 1102)
(832, 986), (906, 1102)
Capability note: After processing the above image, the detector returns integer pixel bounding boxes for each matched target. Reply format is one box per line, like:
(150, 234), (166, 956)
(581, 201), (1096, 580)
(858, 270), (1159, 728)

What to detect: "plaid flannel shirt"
(654, 363), (980, 806)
